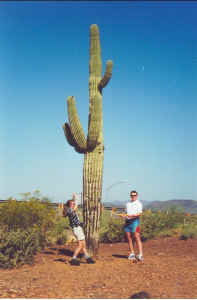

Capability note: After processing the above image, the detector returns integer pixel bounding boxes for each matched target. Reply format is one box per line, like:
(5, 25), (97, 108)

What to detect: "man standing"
(124, 190), (143, 261)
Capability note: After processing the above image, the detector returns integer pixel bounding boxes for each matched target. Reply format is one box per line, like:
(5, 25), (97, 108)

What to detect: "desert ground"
(0, 237), (197, 299)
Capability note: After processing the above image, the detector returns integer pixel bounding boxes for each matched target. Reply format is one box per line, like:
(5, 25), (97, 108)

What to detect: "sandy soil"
(0, 237), (197, 299)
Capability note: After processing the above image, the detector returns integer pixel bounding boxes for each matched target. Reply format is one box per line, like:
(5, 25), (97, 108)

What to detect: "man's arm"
(126, 212), (142, 219)
(111, 207), (127, 218)
(114, 212), (142, 219)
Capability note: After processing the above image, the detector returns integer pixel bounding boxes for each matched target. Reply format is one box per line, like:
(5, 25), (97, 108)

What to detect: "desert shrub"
(46, 216), (70, 245)
(187, 214), (197, 225)
(56, 232), (69, 245)
(140, 208), (187, 241)
(100, 210), (111, 229)
(0, 191), (57, 268)
(141, 211), (165, 240)
(164, 206), (185, 229)
(100, 213), (125, 243)
(99, 208), (197, 243)
(156, 229), (174, 238)
(179, 224), (197, 240)
(0, 227), (45, 268)
(0, 192), (56, 232)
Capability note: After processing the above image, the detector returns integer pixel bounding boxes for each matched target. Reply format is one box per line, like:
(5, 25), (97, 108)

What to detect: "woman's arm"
(73, 203), (78, 211)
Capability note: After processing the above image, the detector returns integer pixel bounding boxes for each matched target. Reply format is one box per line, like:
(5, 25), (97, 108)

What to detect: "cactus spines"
(63, 24), (113, 256)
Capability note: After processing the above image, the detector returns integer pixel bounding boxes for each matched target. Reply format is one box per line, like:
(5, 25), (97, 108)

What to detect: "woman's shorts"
(124, 218), (140, 233)
(72, 226), (85, 241)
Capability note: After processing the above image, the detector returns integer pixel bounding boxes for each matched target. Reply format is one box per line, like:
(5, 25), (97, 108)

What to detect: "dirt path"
(0, 237), (197, 299)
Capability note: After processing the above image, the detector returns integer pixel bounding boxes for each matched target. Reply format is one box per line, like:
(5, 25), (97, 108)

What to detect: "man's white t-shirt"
(126, 200), (143, 216)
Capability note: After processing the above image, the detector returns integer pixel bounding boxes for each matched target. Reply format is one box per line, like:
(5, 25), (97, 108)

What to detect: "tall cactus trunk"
(63, 24), (112, 257)
(83, 144), (104, 256)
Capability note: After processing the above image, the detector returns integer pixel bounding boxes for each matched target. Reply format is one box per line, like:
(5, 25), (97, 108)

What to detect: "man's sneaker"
(137, 254), (143, 261)
(70, 258), (80, 266)
(128, 253), (136, 260)
(86, 257), (95, 264)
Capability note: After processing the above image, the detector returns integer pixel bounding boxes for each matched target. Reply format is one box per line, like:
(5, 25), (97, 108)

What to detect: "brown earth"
(0, 237), (197, 299)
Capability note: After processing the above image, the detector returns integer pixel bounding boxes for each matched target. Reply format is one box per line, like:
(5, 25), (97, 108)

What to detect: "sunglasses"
(130, 194), (137, 197)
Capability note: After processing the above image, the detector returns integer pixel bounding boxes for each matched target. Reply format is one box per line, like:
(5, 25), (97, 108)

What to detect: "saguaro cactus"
(63, 24), (113, 256)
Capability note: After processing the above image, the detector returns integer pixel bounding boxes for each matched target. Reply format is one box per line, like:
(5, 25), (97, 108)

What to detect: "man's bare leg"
(126, 232), (134, 254)
(134, 232), (143, 259)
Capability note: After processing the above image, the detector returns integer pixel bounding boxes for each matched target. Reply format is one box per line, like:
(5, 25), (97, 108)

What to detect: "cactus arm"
(62, 122), (86, 154)
(67, 96), (87, 151)
(62, 122), (76, 147)
(87, 93), (102, 149)
(98, 60), (113, 92)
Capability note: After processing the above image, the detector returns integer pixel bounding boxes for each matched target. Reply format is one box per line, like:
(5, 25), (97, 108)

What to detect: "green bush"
(140, 208), (186, 241)
(100, 213), (125, 243)
(46, 216), (70, 245)
(156, 228), (174, 238)
(164, 206), (185, 229)
(0, 227), (45, 268)
(180, 224), (197, 240)
(0, 192), (56, 232)
(0, 191), (57, 268)
(99, 208), (197, 243)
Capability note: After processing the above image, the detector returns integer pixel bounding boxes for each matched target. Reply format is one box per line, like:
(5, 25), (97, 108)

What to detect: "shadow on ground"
(58, 248), (73, 257)
(58, 248), (84, 258)
(54, 258), (67, 263)
(43, 251), (55, 255)
(130, 291), (151, 299)
(112, 254), (128, 259)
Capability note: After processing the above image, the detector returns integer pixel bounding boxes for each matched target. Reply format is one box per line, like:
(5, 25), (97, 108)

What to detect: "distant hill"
(103, 201), (122, 208)
(103, 199), (197, 214)
(145, 199), (197, 214)
(103, 200), (150, 208)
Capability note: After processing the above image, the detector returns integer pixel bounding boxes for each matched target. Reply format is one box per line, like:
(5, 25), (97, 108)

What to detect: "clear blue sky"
(0, 1), (196, 203)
